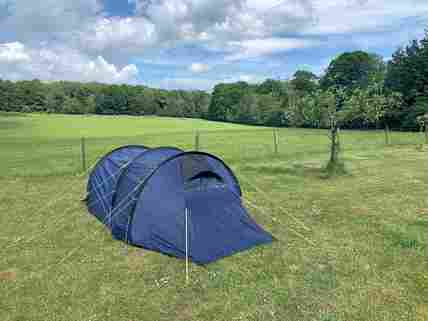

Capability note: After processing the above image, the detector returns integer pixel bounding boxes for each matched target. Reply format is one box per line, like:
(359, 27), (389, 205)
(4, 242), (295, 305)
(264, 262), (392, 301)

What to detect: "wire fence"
(0, 127), (425, 177)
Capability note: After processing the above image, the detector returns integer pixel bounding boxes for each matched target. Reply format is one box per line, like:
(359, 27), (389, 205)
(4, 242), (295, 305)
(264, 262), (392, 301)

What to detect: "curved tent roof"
(86, 145), (273, 264)
(87, 145), (149, 223)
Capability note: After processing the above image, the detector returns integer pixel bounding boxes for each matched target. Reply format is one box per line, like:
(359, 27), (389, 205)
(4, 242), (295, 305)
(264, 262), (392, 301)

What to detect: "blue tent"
(86, 145), (273, 264)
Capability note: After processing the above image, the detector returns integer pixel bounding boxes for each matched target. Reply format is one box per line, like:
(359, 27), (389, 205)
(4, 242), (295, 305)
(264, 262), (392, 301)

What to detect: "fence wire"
(0, 128), (423, 177)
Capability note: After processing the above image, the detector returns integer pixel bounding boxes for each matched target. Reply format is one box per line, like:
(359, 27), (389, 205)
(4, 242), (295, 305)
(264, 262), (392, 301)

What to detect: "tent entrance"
(185, 188), (273, 265)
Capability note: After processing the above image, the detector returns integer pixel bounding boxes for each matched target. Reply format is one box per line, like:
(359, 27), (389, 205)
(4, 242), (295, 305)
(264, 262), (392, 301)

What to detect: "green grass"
(1, 113), (428, 321)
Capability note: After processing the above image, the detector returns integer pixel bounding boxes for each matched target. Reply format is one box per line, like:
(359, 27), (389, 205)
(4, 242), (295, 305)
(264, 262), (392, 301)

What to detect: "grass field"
(1, 113), (427, 321)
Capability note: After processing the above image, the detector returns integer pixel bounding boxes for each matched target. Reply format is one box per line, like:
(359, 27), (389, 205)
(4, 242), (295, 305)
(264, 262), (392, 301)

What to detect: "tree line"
(0, 80), (211, 119)
(209, 32), (428, 132)
(0, 32), (427, 134)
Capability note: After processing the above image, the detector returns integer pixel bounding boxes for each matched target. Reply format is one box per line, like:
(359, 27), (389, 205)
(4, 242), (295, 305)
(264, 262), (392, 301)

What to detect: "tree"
(0, 80), (14, 111)
(256, 94), (285, 126)
(128, 90), (157, 115)
(316, 88), (348, 173)
(208, 82), (250, 122)
(321, 51), (386, 92)
(95, 94), (114, 114)
(11, 80), (48, 112)
(63, 96), (83, 114)
(402, 94), (428, 130)
(290, 70), (319, 95)
(380, 92), (403, 144)
(385, 31), (428, 129)
(385, 41), (420, 105)
(45, 83), (66, 113)
(302, 95), (324, 128)
(256, 79), (284, 96)
(83, 95), (97, 114)
(343, 85), (403, 144)
(285, 94), (312, 128)
(94, 85), (130, 114)
(235, 93), (259, 125)
(157, 91), (187, 117)
(190, 91), (210, 119)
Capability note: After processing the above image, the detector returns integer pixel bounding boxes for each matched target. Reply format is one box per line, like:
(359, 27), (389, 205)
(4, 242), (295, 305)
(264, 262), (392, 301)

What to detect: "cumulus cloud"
(302, 0), (428, 35)
(79, 16), (157, 53)
(135, 0), (247, 39)
(0, 42), (30, 63)
(225, 38), (318, 61)
(0, 0), (101, 43)
(189, 63), (211, 73)
(0, 0), (427, 86)
(0, 42), (139, 83)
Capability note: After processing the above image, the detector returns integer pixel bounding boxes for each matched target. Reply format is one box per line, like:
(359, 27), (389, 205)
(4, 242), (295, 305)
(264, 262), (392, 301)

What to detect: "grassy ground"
(1, 113), (427, 321)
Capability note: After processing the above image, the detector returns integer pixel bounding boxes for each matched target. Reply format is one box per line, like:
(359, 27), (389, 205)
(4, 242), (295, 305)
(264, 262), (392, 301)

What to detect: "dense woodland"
(0, 32), (427, 131)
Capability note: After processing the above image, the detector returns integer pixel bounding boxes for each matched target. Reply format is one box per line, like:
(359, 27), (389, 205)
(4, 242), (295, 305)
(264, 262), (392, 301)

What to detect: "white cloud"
(159, 77), (218, 91)
(80, 17), (158, 53)
(189, 63), (211, 73)
(0, 42), (30, 63)
(302, 0), (428, 35)
(84, 56), (139, 83)
(160, 73), (264, 91)
(126, 0), (428, 51)
(225, 38), (318, 61)
(0, 0), (101, 42)
(224, 73), (266, 84)
(0, 42), (139, 83)
(131, 0), (276, 44)
(238, 74), (257, 82)
(0, 0), (427, 85)
(208, 9), (266, 40)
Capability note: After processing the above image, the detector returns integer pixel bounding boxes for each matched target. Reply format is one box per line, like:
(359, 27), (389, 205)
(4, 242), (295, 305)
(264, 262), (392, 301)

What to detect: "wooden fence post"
(384, 124), (390, 145)
(195, 131), (200, 151)
(81, 137), (87, 172)
(273, 129), (278, 155)
(425, 125), (428, 144)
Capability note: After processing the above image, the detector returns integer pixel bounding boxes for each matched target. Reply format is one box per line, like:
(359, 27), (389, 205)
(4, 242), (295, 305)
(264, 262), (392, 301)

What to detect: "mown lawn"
(1, 113), (427, 321)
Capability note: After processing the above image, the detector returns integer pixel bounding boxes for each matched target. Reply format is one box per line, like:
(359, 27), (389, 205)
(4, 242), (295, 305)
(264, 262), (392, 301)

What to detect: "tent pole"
(185, 207), (189, 284)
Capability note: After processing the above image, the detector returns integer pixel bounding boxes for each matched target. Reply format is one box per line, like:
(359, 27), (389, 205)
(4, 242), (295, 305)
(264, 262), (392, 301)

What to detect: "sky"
(0, 0), (427, 91)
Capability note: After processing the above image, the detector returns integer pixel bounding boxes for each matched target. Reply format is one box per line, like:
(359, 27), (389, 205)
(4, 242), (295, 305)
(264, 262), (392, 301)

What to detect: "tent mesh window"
(181, 155), (225, 191)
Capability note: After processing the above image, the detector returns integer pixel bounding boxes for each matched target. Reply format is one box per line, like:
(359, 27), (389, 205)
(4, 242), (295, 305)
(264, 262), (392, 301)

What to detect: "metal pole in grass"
(273, 128), (278, 155)
(185, 207), (189, 284)
(195, 130), (200, 151)
(81, 137), (87, 172)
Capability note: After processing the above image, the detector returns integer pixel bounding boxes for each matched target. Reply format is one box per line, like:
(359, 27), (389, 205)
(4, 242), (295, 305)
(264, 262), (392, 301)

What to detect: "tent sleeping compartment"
(86, 145), (273, 264)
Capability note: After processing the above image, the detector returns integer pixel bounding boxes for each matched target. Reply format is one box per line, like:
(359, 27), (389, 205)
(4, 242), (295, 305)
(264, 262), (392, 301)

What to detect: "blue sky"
(0, 0), (427, 91)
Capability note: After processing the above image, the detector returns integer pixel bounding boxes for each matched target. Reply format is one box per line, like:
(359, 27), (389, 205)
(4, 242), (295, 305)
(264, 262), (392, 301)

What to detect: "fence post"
(195, 131), (200, 151)
(384, 124), (390, 145)
(337, 127), (341, 151)
(273, 128), (278, 155)
(81, 137), (87, 172)
(425, 125), (428, 144)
